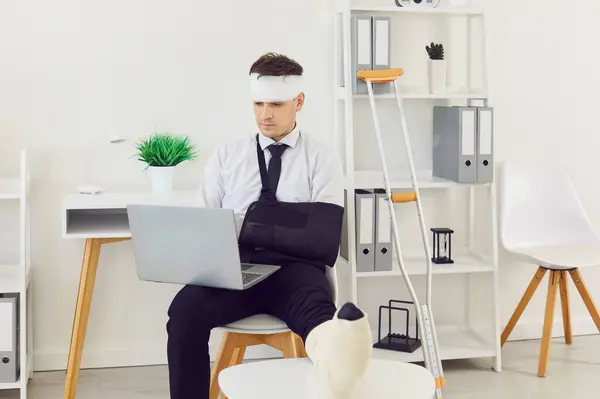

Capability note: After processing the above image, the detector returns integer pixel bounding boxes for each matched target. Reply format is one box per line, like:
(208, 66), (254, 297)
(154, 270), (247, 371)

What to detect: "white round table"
(218, 358), (436, 399)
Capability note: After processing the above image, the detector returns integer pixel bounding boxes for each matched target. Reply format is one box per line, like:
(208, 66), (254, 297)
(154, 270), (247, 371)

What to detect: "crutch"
(357, 68), (445, 399)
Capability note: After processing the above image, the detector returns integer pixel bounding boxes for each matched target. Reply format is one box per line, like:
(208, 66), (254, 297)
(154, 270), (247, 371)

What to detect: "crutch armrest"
(357, 68), (404, 83)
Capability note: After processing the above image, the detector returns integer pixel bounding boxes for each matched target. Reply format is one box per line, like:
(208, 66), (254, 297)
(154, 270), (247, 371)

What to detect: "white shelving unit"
(333, 0), (501, 372)
(0, 149), (33, 398)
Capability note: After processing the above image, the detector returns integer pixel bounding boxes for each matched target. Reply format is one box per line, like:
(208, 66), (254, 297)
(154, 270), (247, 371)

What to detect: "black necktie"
(267, 144), (288, 194)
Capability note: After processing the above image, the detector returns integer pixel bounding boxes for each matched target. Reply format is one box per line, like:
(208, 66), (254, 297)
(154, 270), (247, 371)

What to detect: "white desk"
(218, 358), (436, 399)
(61, 190), (198, 399)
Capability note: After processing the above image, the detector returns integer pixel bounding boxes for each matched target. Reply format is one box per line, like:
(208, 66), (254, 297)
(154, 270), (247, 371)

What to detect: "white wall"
(0, 0), (598, 374)
(0, 0), (336, 371)
(488, 0), (600, 341)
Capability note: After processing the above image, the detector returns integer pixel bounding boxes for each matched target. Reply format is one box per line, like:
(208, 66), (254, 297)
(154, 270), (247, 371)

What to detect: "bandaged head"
(249, 73), (303, 102)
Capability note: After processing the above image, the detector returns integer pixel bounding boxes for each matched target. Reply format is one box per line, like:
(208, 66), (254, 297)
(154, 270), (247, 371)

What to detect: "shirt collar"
(257, 123), (301, 150)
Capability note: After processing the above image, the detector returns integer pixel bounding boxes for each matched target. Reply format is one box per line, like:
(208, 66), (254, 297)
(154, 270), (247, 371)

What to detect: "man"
(166, 52), (371, 399)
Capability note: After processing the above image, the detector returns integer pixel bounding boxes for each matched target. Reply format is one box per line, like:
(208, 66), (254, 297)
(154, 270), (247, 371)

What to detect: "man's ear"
(296, 93), (305, 111)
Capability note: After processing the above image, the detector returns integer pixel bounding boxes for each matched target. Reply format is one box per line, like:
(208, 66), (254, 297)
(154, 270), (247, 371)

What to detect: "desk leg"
(64, 237), (130, 399)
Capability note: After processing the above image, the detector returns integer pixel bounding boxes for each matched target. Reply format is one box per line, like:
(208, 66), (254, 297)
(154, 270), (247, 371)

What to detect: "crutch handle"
(390, 192), (417, 203)
(357, 68), (404, 83)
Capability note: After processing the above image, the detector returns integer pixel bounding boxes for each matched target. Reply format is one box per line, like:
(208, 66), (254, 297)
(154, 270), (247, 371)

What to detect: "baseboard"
(34, 330), (283, 372)
(34, 345), (283, 372)
(505, 317), (599, 342)
(34, 317), (598, 371)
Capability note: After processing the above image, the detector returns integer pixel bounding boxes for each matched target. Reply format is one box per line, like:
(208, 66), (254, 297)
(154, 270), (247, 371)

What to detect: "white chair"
(499, 160), (600, 377)
(209, 264), (339, 399)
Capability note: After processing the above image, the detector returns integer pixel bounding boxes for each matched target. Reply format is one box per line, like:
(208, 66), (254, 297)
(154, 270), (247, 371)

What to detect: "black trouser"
(166, 261), (336, 399)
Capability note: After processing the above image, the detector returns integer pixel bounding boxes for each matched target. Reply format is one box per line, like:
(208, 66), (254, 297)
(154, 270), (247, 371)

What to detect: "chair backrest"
(499, 159), (600, 253)
(326, 263), (339, 307)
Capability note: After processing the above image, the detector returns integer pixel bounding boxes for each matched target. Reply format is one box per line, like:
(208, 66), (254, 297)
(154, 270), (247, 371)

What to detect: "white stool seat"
(219, 358), (435, 399)
(512, 244), (600, 270)
(221, 314), (289, 334)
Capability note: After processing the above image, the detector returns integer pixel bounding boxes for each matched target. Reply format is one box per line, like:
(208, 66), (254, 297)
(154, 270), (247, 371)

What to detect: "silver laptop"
(126, 204), (280, 290)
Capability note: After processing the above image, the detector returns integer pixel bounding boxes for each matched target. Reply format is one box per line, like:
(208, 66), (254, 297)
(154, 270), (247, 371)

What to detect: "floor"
(1, 335), (597, 398)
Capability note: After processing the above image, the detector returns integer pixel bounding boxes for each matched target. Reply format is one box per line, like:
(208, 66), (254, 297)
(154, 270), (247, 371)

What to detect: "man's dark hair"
(249, 52), (303, 77)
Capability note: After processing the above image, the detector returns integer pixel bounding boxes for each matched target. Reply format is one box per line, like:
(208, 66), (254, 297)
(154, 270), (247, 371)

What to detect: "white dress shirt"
(197, 125), (344, 226)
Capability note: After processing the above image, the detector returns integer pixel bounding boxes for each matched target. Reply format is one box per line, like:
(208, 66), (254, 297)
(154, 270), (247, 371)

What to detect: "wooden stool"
(209, 315), (307, 399)
(501, 266), (600, 377)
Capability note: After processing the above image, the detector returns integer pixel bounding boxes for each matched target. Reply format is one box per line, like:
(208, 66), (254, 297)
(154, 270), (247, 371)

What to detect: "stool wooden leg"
(569, 268), (600, 332)
(559, 271), (572, 344)
(501, 267), (547, 346)
(538, 270), (559, 377)
(210, 332), (237, 399)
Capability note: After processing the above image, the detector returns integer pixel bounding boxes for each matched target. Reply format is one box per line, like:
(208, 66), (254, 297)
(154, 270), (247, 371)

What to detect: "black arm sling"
(238, 134), (344, 269)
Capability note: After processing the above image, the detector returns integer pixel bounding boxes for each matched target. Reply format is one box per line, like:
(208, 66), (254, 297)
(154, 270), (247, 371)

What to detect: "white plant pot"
(428, 59), (447, 94)
(148, 166), (176, 194)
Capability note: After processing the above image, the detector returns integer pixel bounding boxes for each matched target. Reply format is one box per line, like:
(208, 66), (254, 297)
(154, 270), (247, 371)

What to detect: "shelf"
(0, 379), (20, 390)
(350, 170), (457, 189)
(0, 264), (30, 293)
(336, 87), (487, 101)
(371, 328), (495, 363)
(0, 179), (20, 200)
(354, 251), (494, 277)
(349, 5), (484, 16)
(349, 170), (491, 189)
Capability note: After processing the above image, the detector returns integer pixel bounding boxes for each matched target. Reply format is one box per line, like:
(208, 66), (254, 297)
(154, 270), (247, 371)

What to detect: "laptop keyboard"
(242, 272), (261, 286)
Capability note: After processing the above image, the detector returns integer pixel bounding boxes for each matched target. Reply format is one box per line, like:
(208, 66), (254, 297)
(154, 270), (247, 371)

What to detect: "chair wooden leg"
(295, 334), (308, 358)
(501, 267), (547, 346)
(212, 331), (307, 398)
(209, 332), (238, 399)
(569, 268), (600, 332)
(558, 271), (572, 344)
(538, 270), (559, 377)
(281, 331), (300, 358)
(230, 346), (247, 366)
(220, 345), (247, 399)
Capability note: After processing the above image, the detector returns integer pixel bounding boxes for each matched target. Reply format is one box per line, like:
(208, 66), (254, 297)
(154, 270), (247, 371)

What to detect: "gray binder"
(340, 190), (349, 260)
(476, 106), (494, 183)
(432, 106), (477, 183)
(351, 15), (373, 94)
(0, 294), (19, 383)
(371, 16), (391, 95)
(373, 189), (393, 271)
(355, 189), (375, 272)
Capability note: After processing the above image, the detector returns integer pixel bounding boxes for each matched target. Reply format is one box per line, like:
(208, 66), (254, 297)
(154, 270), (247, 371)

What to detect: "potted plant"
(426, 42), (446, 94)
(135, 132), (197, 193)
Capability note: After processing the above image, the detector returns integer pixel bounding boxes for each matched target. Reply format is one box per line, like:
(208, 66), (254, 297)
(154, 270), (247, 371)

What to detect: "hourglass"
(431, 227), (454, 264)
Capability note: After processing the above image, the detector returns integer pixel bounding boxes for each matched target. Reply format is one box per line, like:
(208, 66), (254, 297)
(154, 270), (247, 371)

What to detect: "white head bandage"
(249, 73), (303, 102)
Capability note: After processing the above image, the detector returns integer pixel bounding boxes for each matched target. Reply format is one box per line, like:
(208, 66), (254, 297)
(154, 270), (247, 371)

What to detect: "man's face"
(253, 93), (304, 141)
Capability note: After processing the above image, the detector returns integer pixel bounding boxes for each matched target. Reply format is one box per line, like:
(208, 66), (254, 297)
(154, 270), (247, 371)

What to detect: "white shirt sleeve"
(310, 145), (345, 207)
(197, 149), (225, 208)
